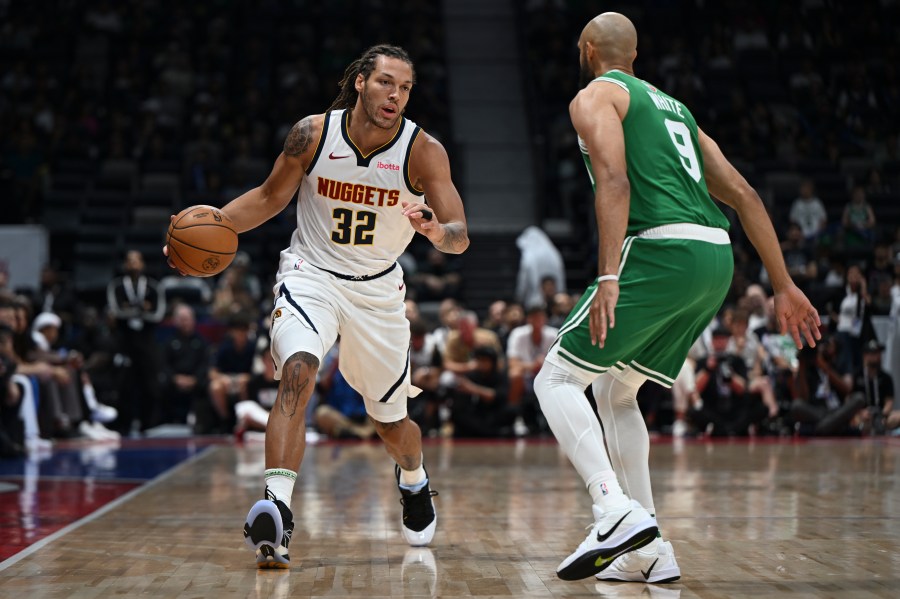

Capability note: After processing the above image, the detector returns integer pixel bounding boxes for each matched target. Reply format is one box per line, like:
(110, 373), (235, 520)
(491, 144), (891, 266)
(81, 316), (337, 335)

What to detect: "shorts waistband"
(312, 261), (397, 281)
(636, 223), (730, 244)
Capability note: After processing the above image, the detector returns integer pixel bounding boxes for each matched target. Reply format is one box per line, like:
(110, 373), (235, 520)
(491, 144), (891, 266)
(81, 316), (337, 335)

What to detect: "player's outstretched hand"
(774, 283), (821, 349)
(589, 280), (619, 348)
(401, 201), (441, 242)
(162, 215), (188, 276)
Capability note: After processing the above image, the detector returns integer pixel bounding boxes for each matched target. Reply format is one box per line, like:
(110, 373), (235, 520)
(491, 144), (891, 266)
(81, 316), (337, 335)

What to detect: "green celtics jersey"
(579, 70), (730, 235)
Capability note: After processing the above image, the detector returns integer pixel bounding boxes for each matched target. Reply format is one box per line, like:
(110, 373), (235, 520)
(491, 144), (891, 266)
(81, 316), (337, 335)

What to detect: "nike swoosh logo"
(596, 510), (631, 542)
(399, 283), (405, 291)
(329, 152), (350, 159)
(642, 558), (658, 580)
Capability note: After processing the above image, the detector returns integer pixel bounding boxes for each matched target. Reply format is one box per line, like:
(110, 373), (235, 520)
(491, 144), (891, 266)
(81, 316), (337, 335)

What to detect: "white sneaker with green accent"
(597, 539), (681, 583)
(556, 500), (658, 581)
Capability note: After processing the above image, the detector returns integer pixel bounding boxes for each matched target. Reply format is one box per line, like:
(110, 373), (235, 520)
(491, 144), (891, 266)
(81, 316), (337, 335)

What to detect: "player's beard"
(579, 52), (594, 88)
(360, 85), (401, 130)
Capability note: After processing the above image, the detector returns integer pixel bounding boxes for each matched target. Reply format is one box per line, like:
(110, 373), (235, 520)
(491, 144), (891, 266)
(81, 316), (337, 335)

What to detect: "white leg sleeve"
(535, 363), (626, 507)
(592, 369), (655, 515)
(14, 374), (41, 441)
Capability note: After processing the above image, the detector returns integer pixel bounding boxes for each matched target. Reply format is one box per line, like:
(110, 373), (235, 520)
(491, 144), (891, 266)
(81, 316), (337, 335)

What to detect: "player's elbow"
(596, 169), (630, 199)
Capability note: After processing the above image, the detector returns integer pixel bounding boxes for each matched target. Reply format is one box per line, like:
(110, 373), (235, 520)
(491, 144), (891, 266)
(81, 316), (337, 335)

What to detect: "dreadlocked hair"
(328, 44), (416, 111)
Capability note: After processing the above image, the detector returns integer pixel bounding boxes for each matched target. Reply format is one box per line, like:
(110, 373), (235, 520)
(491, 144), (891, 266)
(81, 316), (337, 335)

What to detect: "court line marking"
(0, 445), (217, 572)
(0, 475), (148, 485)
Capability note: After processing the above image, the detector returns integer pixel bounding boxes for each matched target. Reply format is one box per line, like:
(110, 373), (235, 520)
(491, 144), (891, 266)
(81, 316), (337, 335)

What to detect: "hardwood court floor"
(0, 437), (898, 598)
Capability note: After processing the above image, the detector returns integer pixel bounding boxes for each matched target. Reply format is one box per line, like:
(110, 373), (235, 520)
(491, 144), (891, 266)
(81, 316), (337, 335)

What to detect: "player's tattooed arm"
(433, 222), (468, 254)
(283, 117), (314, 157)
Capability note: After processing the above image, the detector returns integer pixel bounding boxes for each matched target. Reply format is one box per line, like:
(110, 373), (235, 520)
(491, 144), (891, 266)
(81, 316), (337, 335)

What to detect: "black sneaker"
(395, 463), (438, 546)
(243, 488), (294, 569)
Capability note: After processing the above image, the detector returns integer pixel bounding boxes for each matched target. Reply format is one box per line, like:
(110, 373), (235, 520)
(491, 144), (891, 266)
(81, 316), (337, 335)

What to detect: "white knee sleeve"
(535, 364), (619, 500)
(592, 370), (655, 514)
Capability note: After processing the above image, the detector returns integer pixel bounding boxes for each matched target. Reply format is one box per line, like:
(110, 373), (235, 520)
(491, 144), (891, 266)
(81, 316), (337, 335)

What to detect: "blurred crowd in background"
(1, 1), (899, 456)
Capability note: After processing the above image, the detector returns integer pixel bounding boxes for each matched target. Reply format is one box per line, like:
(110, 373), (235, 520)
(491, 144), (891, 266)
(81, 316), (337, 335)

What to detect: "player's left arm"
(570, 81), (630, 347)
(403, 133), (469, 254)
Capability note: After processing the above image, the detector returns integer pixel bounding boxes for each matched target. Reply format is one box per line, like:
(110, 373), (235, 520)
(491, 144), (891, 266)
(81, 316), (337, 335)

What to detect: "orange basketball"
(165, 205), (238, 277)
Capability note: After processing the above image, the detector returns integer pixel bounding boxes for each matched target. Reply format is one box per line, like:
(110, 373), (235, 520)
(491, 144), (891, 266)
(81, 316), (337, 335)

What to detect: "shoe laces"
(399, 485), (438, 528)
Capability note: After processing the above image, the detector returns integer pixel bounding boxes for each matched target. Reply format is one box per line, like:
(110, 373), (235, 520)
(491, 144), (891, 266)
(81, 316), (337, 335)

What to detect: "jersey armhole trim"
(304, 111), (331, 175)
(595, 77), (630, 93)
(403, 126), (426, 196)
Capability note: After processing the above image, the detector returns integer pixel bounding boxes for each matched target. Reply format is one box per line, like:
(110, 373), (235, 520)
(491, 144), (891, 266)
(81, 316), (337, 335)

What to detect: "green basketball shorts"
(546, 224), (733, 387)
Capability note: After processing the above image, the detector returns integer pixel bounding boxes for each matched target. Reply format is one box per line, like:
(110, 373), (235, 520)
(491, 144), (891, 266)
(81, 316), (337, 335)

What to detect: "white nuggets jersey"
(277, 109), (426, 280)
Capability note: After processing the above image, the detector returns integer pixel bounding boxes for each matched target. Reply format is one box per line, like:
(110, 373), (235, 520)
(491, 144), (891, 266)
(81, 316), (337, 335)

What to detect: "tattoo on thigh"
(277, 352), (318, 418)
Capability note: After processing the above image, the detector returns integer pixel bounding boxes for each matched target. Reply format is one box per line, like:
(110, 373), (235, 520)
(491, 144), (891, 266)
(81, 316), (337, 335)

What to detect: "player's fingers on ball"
(162, 245), (169, 256)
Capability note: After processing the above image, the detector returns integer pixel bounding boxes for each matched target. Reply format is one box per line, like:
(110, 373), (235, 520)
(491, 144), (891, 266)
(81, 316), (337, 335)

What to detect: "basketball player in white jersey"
(167, 45), (468, 568)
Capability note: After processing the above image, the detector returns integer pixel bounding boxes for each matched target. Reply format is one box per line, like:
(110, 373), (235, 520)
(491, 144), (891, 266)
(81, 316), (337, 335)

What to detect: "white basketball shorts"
(270, 260), (421, 423)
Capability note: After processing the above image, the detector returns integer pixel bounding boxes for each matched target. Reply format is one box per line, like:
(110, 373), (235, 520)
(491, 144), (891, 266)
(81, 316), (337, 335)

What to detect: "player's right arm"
(222, 115), (324, 233)
(697, 128), (821, 349)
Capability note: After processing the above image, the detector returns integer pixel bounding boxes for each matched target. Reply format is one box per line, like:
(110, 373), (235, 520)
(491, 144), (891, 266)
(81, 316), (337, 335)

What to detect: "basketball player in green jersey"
(535, 13), (821, 582)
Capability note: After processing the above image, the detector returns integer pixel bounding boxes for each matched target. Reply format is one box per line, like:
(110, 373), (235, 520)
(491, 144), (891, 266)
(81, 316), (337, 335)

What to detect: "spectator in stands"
(744, 284), (769, 332)
(404, 298), (420, 323)
(430, 298), (461, 357)
(515, 226), (566, 309)
(314, 341), (375, 440)
(411, 246), (463, 302)
(775, 223), (817, 291)
(834, 265), (870, 375)
(868, 244), (895, 298)
(448, 346), (516, 438)
(212, 251), (259, 320)
(840, 186), (876, 248)
(727, 309), (779, 419)
(206, 312), (255, 433)
(496, 301), (525, 350)
(30, 311), (118, 440)
(6, 295), (84, 439)
(791, 338), (865, 436)
(443, 311), (504, 375)
(507, 304), (558, 433)
(33, 263), (78, 325)
(107, 250), (165, 435)
(0, 324), (25, 457)
(691, 327), (767, 436)
(161, 304), (208, 425)
(409, 318), (442, 434)
(482, 300), (507, 334)
(789, 179), (827, 241)
(234, 339), (281, 439)
(851, 340), (894, 435)
(549, 292), (574, 329)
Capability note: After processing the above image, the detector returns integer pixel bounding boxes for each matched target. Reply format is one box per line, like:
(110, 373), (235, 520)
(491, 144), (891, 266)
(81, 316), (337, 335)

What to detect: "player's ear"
(354, 73), (365, 93)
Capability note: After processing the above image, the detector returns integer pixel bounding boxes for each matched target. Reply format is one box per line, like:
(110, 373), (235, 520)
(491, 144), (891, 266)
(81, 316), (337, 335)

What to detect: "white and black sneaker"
(243, 488), (294, 569)
(396, 464), (438, 546)
(557, 500), (658, 581)
(597, 539), (681, 583)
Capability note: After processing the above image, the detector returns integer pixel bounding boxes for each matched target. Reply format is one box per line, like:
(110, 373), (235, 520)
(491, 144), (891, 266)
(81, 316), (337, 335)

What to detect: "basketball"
(165, 205), (239, 277)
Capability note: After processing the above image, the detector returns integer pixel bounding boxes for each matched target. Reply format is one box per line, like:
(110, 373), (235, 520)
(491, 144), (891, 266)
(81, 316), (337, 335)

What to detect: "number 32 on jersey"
(331, 208), (377, 245)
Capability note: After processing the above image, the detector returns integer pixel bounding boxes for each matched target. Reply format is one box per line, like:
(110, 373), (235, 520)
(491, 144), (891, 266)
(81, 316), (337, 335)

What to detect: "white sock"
(82, 382), (99, 411)
(264, 468), (297, 510)
(587, 469), (629, 511)
(399, 459), (427, 491)
(535, 363), (628, 511)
